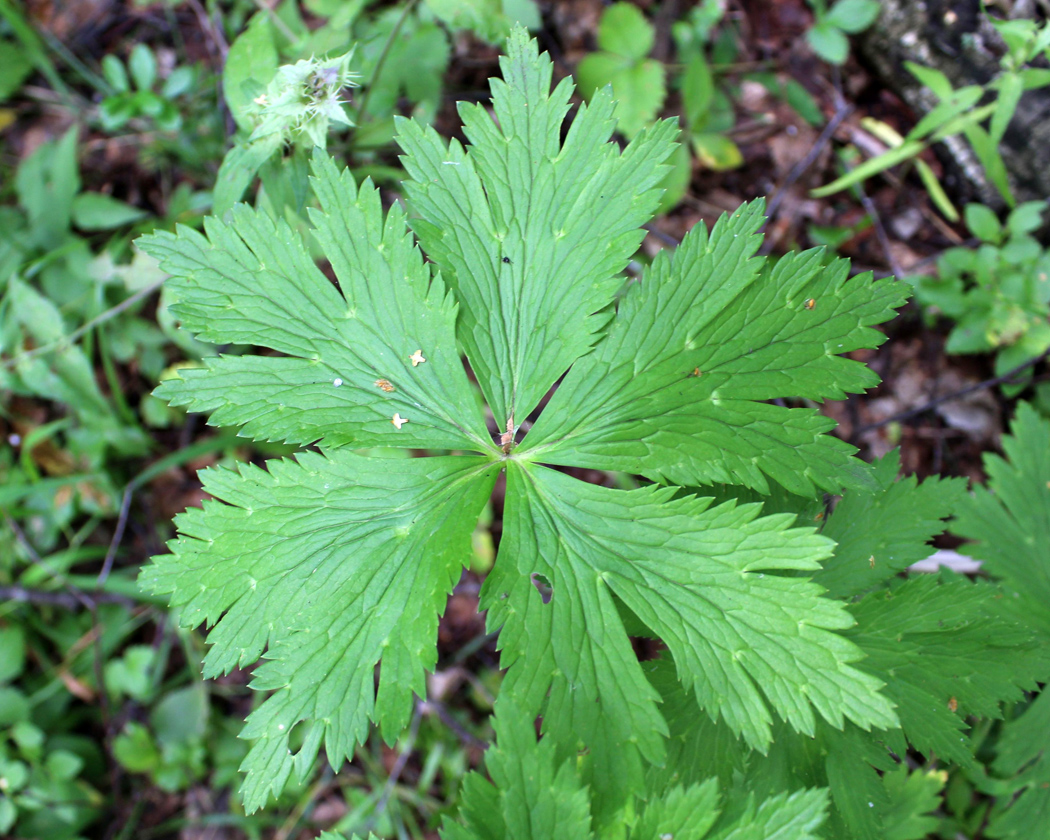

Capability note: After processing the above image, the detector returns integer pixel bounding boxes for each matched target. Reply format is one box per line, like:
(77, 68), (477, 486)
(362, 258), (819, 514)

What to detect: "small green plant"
(814, 14), (1050, 209)
(909, 202), (1050, 385)
(673, 0), (743, 172)
(98, 43), (197, 133)
(0, 627), (103, 839)
(576, 0), (743, 211)
(805, 0), (880, 65)
(575, 2), (667, 138)
(139, 28), (1049, 838)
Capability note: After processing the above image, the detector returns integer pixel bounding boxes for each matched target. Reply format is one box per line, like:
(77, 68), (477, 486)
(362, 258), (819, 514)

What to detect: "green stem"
(355, 0), (420, 122)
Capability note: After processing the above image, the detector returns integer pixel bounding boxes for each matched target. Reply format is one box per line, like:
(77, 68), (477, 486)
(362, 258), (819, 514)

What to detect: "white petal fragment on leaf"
(485, 464), (898, 759)
(397, 28), (678, 427)
(524, 202), (910, 495)
(140, 451), (498, 812)
(139, 154), (490, 453)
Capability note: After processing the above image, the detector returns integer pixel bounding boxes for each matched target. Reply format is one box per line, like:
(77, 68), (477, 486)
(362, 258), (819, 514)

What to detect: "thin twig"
(855, 348), (1050, 435)
(2, 276), (167, 370)
(185, 0), (228, 61)
(367, 702), (424, 829)
(0, 585), (136, 610)
(422, 699), (488, 750)
(765, 102), (853, 221)
(250, 0), (298, 44)
(97, 486), (133, 587)
(856, 180), (905, 280)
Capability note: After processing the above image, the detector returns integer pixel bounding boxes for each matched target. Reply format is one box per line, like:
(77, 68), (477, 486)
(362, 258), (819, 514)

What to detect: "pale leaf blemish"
(375, 379), (395, 392)
(333, 378), (343, 387)
(410, 349), (427, 366)
(392, 413), (409, 429)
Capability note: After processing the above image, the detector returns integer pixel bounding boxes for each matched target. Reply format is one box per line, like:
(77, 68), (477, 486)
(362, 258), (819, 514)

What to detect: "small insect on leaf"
(805, 298), (816, 310)
(375, 379), (395, 392)
(503, 256), (512, 264)
(391, 413), (408, 429)
(948, 696), (958, 713)
(692, 367), (702, 377)
(410, 349), (427, 366)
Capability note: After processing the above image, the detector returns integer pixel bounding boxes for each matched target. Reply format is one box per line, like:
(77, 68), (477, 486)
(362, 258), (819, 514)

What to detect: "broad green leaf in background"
(952, 403), (1050, 837)
(222, 14), (279, 133)
(807, 23), (849, 65)
(71, 192), (149, 231)
(424, 0), (538, 44)
(13, 127), (79, 248)
(0, 38), (32, 101)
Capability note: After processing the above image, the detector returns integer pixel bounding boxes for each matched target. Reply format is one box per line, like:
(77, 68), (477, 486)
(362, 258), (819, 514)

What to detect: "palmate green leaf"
(846, 575), (1042, 768)
(144, 27), (914, 815)
(141, 451), (497, 811)
(140, 154), (490, 454)
(950, 403), (1050, 837)
(986, 691), (1050, 839)
(649, 572), (1044, 839)
(397, 27), (677, 428)
(524, 205), (908, 495)
(483, 464), (897, 779)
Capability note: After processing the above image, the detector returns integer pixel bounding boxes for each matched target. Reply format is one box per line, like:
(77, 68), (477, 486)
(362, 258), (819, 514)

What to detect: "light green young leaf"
(141, 451), (497, 812)
(142, 155), (490, 453)
(811, 141), (925, 198)
(14, 126), (79, 248)
(223, 14), (279, 133)
(212, 134), (284, 216)
(807, 23), (849, 65)
(904, 61), (954, 100)
(71, 192), (148, 231)
(524, 204), (906, 495)
(398, 28), (677, 428)
(128, 43), (157, 92)
(597, 2), (654, 59)
(824, 0), (880, 35)
(575, 51), (667, 138)
(964, 203), (1003, 244)
(991, 72), (1024, 144)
